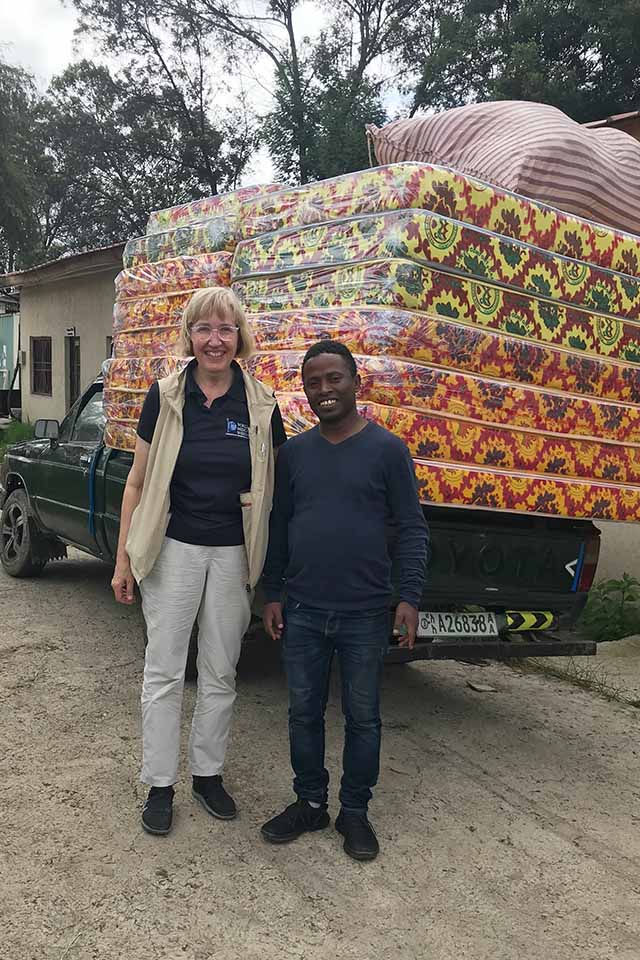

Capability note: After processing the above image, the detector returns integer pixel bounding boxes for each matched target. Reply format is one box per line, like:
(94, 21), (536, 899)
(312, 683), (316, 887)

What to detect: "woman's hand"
(112, 556), (136, 605)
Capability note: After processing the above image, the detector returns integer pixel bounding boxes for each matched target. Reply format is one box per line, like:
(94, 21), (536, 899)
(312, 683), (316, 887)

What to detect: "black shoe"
(261, 798), (330, 844)
(142, 786), (174, 836)
(335, 810), (379, 861)
(192, 775), (237, 820)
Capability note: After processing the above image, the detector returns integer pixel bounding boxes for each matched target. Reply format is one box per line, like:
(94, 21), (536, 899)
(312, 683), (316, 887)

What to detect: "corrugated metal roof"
(0, 242), (125, 289)
(585, 110), (640, 129)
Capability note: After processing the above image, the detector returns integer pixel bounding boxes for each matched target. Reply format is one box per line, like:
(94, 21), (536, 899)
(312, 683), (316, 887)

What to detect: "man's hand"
(263, 601), (284, 641)
(393, 601), (418, 649)
(111, 558), (136, 605)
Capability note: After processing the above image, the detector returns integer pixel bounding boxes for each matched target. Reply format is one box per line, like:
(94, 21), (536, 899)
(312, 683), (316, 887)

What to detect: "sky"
(0, 0), (79, 87)
(0, 0), (401, 185)
(0, 0), (278, 182)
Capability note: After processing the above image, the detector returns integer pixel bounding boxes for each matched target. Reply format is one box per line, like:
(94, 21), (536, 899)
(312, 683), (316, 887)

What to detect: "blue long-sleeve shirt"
(262, 422), (429, 611)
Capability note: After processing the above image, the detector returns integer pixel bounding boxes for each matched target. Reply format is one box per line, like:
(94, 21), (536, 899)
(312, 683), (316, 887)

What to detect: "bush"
(578, 574), (640, 643)
(0, 420), (33, 458)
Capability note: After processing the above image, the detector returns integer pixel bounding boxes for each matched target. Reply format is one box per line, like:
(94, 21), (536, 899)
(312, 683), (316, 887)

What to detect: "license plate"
(418, 611), (499, 639)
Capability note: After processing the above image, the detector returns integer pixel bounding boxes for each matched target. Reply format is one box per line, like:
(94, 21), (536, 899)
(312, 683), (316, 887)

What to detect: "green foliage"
(579, 574), (640, 643)
(409, 0), (640, 123)
(0, 4), (257, 270)
(177, 0), (413, 183)
(264, 28), (387, 182)
(0, 61), (41, 271)
(10, 0), (640, 269)
(0, 421), (34, 458)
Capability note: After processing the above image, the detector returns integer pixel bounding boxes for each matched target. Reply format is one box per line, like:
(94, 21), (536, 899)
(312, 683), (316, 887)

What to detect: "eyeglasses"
(191, 323), (239, 341)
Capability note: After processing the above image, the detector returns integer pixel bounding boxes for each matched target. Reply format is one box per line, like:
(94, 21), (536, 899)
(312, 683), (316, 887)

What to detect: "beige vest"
(126, 364), (277, 589)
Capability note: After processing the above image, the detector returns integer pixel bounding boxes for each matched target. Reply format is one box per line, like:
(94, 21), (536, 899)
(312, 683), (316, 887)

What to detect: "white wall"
(20, 269), (118, 423)
(595, 522), (640, 581)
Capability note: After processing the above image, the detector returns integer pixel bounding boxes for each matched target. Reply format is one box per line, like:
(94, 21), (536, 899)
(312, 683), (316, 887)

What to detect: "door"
(66, 336), (81, 410)
(33, 386), (106, 550)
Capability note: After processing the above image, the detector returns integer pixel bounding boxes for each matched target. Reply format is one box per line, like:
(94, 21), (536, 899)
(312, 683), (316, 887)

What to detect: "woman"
(111, 286), (286, 836)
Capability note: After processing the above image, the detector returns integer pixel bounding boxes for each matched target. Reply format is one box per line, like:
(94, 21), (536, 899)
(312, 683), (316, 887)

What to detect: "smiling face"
(190, 310), (239, 375)
(302, 353), (360, 425)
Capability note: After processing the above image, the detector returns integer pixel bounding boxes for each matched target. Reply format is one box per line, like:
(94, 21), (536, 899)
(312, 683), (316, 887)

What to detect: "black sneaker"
(142, 786), (174, 836)
(192, 775), (237, 820)
(335, 810), (379, 861)
(261, 798), (330, 844)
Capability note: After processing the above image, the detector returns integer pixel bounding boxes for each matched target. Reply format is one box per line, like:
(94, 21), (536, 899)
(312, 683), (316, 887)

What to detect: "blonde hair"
(179, 287), (255, 359)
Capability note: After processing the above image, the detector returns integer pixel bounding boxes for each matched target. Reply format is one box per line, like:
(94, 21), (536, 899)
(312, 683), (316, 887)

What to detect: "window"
(31, 337), (52, 396)
(71, 391), (106, 444)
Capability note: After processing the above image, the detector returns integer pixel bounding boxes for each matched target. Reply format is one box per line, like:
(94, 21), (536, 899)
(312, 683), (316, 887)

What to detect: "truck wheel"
(0, 490), (47, 578)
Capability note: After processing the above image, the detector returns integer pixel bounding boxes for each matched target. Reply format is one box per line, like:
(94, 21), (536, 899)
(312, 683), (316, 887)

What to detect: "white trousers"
(139, 537), (251, 786)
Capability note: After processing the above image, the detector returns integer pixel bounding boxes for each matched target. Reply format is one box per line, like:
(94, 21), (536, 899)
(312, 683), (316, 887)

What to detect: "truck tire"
(0, 489), (47, 578)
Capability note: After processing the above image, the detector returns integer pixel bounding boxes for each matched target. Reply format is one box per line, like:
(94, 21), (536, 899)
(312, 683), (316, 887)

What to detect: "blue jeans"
(282, 602), (390, 813)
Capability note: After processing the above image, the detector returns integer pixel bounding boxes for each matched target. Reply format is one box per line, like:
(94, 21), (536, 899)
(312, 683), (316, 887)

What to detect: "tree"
(264, 26), (388, 181)
(409, 0), (640, 123)
(0, 60), (40, 272)
(70, 0), (259, 196)
(166, 0), (420, 182)
(40, 59), (257, 252)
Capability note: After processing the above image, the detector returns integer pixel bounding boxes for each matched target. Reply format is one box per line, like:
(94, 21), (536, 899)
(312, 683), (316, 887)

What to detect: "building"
(0, 292), (20, 415)
(585, 110), (640, 142)
(0, 244), (124, 423)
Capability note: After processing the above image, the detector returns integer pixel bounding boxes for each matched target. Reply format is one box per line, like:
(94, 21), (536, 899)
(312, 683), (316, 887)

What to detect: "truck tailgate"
(389, 505), (599, 661)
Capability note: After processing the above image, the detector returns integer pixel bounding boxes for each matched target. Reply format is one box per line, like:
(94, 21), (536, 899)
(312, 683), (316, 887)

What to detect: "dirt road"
(2, 550), (640, 960)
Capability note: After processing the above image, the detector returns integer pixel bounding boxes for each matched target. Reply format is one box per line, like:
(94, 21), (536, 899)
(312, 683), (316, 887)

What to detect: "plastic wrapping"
(105, 163), (640, 520)
(275, 392), (640, 485)
(104, 420), (137, 452)
(113, 325), (183, 358)
(123, 217), (238, 268)
(103, 402), (640, 518)
(147, 183), (283, 234)
(233, 260), (640, 366)
(103, 389), (145, 421)
(115, 252), (232, 301)
(239, 162), (640, 277)
(244, 351), (640, 444)
(103, 356), (189, 393)
(233, 210), (640, 320)
(113, 292), (191, 334)
(103, 383), (640, 484)
(411, 461), (640, 521)
(111, 307), (640, 405)
(247, 308), (640, 405)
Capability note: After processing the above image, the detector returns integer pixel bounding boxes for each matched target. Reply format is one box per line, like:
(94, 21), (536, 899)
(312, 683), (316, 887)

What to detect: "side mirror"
(34, 419), (60, 440)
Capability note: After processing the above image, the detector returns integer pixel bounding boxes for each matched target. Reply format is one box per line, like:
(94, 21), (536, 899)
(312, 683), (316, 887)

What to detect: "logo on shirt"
(226, 418), (249, 439)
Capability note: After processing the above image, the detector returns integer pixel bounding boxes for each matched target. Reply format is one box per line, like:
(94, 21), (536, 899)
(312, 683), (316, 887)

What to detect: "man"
(261, 341), (429, 861)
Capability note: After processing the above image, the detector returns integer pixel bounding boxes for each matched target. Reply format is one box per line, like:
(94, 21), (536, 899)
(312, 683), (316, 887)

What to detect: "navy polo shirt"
(137, 360), (287, 546)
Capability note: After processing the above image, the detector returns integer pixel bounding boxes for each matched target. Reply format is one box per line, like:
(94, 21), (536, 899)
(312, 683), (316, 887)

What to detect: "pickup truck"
(0, 375), (599, 663)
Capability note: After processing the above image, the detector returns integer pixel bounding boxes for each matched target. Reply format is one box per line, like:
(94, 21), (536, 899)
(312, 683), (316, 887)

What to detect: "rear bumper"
(386, 631), (596, 663)
(415, 586), (589, 630)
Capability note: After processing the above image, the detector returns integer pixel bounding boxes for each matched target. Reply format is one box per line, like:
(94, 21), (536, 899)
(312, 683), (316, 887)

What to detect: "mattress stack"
(102, 183), (282, 450)
(231, 162), (640, 521)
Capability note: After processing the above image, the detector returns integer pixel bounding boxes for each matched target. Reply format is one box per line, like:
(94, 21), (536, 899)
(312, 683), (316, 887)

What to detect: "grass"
(0, 419), (33, 458)
(508, 573), (640, 706)
(508, 656), (629, 705)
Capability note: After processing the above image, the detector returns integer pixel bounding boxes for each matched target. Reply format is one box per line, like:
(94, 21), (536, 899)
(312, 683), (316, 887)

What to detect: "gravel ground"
(2, 549), (640, 960)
